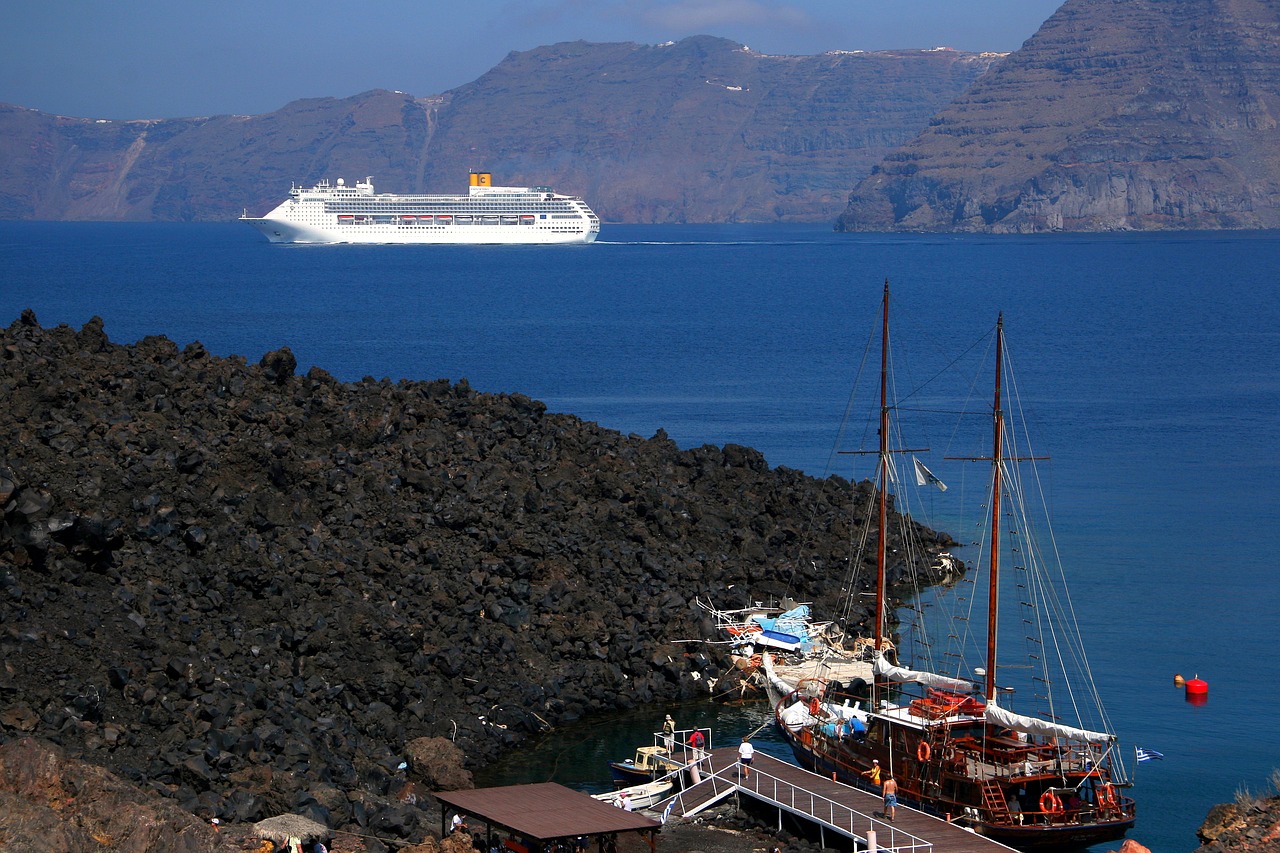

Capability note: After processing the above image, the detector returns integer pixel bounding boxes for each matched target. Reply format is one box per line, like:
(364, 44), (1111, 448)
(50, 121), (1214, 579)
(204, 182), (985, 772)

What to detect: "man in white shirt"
(738, 737), (755, 779)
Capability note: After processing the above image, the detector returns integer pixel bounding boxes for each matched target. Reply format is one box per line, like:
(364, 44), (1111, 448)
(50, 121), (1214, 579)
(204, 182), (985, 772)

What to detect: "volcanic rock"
(0, 312), (954, 846)
(1194, 793), (1280, 852)
(405, 738), (473, 792)
(0, 737), (225, 852)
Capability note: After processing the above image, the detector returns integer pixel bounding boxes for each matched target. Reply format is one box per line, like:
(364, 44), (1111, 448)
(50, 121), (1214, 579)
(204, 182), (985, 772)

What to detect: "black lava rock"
(0, 313), (954, 841)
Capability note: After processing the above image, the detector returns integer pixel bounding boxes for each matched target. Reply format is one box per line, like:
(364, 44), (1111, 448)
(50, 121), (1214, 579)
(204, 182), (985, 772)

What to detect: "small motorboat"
(591, 779), (674, 811)
(608, 745), (682, 785)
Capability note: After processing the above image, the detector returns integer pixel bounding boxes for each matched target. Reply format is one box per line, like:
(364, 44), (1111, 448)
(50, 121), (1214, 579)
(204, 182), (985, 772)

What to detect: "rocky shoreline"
(1194, 783), (1280, 852)
(0, 312), (959, 849)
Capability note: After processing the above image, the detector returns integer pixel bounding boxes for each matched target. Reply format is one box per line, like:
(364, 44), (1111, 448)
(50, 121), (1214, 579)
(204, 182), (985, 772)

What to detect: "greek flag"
(661, 797), (677, 824)
(1135, 747), (1164, 762)
(914, 457), (948, 492)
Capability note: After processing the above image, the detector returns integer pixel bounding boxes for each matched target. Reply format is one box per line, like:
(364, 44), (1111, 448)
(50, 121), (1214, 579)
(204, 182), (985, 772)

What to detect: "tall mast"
(874, 281), (890, 656)
(985, 315), (1005, 702)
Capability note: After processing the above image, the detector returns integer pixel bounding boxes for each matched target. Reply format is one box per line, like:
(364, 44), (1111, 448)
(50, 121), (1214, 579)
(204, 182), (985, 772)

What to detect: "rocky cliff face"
(838, 0), (1280, 232)
(1195, 791), (1280, 851)
(0, 311), (953, 843)
(416, 37), (999, 223)
(0, 36), (998, 223)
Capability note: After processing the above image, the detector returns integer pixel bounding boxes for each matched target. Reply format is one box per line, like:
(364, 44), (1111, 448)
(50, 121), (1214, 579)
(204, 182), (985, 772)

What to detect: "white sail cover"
(761, 652), (796, 698)
(778, 700), (819, 732)
(873, 655), (977, 693)
(984, 700), (1114, 745)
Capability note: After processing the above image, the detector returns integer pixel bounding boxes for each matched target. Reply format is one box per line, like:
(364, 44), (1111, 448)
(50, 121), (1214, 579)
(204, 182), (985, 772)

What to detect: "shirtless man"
(882, 775), (899, 822)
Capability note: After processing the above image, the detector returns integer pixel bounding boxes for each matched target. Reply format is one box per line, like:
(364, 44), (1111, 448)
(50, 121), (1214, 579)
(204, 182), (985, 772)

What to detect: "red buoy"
(1185, 676), (1208, 705)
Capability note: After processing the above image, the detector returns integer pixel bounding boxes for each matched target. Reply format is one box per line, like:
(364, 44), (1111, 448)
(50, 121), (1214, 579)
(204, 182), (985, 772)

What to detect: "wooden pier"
(659, 747), (1015, 853)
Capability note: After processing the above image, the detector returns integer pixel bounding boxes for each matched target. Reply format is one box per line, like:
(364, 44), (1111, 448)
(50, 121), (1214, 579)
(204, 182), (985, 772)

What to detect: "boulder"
(405, 737), (474, 792)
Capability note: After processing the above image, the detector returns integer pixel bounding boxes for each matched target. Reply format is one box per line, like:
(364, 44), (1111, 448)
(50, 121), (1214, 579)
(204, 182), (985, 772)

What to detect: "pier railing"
(662, 749), (932, 853)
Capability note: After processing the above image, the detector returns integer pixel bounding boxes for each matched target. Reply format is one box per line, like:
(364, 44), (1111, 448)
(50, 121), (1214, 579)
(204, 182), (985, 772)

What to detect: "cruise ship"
(240, 172), (599, 245)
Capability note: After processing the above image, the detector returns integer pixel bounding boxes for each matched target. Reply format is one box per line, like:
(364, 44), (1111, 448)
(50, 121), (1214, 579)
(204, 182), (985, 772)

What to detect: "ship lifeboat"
(454, 215), (471, 224)
(400, 215), (416, 222)
(520, 214), (536, 224)
(338, 215), (354, 221)
(437, 215), (454, 224)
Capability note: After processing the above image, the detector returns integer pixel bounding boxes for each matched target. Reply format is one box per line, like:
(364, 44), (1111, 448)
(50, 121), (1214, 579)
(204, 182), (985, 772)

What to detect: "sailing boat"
(774, 291), (1136, 850)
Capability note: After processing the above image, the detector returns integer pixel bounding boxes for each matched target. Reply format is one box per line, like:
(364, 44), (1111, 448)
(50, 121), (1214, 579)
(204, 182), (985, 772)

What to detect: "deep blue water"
(3, 221), (1279, 852)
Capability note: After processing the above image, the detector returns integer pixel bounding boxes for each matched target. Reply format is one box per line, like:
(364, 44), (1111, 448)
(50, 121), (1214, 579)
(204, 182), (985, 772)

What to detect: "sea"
(3, 221), (1278, 853)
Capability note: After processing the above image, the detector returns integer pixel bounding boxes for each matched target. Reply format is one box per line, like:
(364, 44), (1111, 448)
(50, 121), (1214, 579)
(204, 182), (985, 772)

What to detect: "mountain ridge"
(836, 0), (1280, 232)
(0, 36), (1000, 224)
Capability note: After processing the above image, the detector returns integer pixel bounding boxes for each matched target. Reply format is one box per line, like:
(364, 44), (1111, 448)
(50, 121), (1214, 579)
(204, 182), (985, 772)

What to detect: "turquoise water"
(3, 222), (1278, 852)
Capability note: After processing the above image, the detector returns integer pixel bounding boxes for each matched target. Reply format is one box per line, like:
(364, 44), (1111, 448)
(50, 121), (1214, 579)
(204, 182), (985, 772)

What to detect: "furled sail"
(873, 655), (977, 692)
(985, 700), (1114, 745)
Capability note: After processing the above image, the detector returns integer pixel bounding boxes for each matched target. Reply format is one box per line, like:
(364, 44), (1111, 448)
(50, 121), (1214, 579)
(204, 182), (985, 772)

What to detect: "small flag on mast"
(914, 457), (948, 492)
(1135, 747), (1164, 762)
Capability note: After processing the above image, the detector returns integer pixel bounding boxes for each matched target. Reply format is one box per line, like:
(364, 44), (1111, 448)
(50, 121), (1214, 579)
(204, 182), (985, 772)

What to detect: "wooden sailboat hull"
(980, 819), (1135, 851)
(776, 688), (1136, 851)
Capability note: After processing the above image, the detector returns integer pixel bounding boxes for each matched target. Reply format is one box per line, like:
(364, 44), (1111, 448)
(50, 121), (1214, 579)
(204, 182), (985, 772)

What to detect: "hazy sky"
(3, 0), (1064, 120)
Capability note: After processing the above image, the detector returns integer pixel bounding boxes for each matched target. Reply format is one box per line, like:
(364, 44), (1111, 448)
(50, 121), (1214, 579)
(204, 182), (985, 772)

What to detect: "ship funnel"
(470, 172), (492, 187)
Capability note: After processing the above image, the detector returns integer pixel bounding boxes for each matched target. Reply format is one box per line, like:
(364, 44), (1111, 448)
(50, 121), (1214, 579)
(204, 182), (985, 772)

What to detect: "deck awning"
(435, 782), (661, 841)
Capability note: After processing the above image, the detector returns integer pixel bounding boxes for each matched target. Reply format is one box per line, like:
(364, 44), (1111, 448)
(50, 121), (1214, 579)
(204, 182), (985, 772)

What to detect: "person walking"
(882, 774), (898, 822)
(737, 737), (755, 779)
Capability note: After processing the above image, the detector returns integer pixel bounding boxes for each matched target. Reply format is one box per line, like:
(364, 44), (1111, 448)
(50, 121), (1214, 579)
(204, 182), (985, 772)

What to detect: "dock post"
(866, 828), (878, 852)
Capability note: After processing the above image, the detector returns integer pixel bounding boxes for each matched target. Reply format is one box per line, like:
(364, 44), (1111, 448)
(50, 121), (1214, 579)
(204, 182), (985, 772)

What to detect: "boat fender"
(1040, 791), (1064, 815)
(917, 741), (931, 762)
(808, 697), (822, 716)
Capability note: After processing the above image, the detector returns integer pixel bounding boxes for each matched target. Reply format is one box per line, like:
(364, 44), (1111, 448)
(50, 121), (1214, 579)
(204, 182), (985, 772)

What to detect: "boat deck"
(660, 747), (1015, 853)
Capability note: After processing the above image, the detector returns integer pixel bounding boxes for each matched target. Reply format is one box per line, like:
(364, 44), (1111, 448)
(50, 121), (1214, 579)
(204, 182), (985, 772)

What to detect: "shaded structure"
(254, 813), (331, 844)
(437, 783), (661, 853)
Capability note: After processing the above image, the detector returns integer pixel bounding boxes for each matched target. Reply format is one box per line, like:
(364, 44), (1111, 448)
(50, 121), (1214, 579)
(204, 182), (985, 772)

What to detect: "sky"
(3, 0), (1065, 121)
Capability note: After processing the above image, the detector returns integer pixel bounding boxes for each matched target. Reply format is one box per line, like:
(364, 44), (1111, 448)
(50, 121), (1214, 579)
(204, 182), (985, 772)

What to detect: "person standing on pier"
(882, 774), (898, 822)
(738, 737), (755, 779)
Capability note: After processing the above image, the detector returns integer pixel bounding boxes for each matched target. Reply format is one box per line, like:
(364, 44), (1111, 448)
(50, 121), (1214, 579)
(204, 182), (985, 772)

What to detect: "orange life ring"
(1098, 784), (1116, 809)
(917, 741), (931, 762)
(1040, 791), (1064, 815)
(808, 697), (822, 715)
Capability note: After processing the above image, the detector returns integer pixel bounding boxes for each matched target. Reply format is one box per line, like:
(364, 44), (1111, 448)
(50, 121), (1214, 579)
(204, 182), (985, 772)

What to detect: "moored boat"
(698, 598), (873, 701)
(775, 284), (1136, 851)
(590, 779), (674, 811)
(608, 745), (683, 786)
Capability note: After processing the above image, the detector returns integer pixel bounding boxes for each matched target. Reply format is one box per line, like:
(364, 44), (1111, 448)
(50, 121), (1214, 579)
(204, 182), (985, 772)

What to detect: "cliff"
(837, 0), (1280, 232)
(0, 36), (999, 223)
(1195, 785), (1280, 852)
(0, 311), (954, 844)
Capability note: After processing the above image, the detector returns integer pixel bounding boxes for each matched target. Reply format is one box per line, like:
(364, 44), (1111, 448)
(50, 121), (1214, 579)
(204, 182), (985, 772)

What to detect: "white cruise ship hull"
(241, 174), (600, 246)
(242, 217), (597, 245)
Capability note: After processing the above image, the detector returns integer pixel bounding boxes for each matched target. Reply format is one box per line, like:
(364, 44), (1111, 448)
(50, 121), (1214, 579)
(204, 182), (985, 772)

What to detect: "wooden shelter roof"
(436, 783), (661, 841)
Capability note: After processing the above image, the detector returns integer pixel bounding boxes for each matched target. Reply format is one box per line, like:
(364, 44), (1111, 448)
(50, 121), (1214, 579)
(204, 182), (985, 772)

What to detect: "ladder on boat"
(980, 780), (1011, 822)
